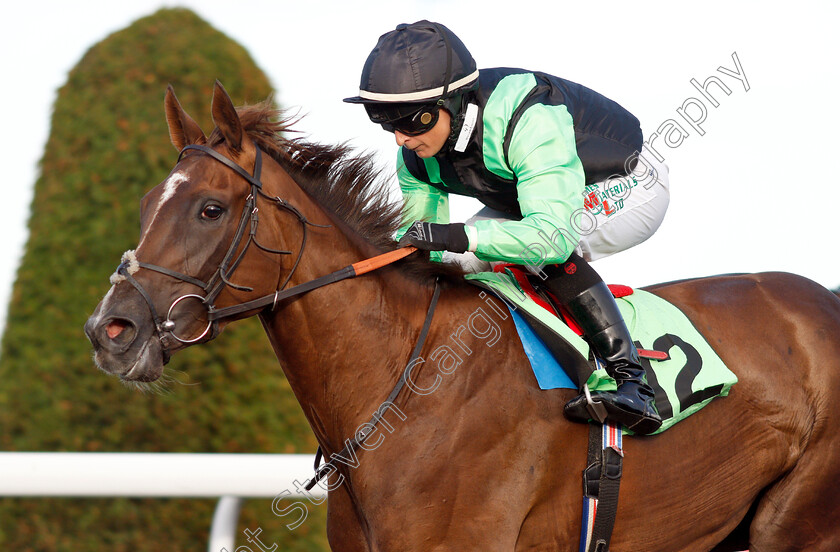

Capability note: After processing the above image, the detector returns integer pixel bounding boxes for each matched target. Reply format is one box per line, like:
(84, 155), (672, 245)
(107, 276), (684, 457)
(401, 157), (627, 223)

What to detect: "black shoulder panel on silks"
(399, 68), (642, 217)
(503, 72), (644, 184)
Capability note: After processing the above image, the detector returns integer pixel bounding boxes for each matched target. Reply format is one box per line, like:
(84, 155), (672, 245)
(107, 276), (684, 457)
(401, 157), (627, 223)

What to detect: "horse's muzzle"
(85, 294), (166, 382)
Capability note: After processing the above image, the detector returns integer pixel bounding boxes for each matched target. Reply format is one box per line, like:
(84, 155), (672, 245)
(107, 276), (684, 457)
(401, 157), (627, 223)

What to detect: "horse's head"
(85, 82), (302, 383)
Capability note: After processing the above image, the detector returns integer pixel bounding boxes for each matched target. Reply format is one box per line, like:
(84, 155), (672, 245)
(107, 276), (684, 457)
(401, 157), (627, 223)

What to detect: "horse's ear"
(211, 80), (243, 152)
(164, 85), (206, 151)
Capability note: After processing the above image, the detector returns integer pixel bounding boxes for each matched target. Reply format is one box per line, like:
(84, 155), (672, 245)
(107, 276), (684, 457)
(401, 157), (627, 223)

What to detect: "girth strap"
(581, 422), (624, 552)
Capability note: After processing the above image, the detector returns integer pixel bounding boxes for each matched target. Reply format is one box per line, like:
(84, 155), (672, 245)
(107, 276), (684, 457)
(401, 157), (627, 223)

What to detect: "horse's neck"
(263, 275), (433, 453)
(258, 206), (434, 453)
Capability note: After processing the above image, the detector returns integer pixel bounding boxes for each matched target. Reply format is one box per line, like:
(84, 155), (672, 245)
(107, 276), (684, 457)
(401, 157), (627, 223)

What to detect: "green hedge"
(0, 8), (326, 551)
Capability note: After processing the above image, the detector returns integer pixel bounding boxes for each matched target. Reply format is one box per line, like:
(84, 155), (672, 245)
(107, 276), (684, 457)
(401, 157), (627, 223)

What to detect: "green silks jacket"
(397, 68), (642, 265)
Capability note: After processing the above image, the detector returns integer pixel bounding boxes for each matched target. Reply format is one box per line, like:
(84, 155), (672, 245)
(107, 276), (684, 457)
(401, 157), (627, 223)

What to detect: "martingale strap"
(580, 421), (624, 552)
(304, 277), (442, 491)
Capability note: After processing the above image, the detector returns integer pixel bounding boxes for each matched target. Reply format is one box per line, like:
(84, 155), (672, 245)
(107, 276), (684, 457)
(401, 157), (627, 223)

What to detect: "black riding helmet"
(344, 20), (479, 136)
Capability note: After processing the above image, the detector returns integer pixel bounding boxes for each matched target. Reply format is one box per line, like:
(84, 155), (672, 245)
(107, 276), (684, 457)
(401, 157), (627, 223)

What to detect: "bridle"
(117, 140), (441, 485)
(115, 142), (415, 363)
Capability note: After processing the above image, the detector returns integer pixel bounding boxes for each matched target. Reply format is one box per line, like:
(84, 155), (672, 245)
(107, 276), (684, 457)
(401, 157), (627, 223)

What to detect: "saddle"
(465, 265), (738, 434)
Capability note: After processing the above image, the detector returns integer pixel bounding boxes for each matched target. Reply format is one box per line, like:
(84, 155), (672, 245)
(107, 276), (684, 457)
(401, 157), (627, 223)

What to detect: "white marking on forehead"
(160, 171), (188, 207)
(138, 171), (188, 249)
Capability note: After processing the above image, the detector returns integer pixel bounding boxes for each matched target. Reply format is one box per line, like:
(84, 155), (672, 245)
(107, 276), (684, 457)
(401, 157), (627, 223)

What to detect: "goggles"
(365, 103), (440, 136)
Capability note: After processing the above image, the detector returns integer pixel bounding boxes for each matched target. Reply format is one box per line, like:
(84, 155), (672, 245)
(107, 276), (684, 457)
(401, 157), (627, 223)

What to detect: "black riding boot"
(542, 261), (662, 435)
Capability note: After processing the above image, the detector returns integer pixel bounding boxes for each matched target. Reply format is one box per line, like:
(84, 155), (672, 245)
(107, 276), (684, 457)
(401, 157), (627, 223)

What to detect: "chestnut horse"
(85, 83), (840, 551)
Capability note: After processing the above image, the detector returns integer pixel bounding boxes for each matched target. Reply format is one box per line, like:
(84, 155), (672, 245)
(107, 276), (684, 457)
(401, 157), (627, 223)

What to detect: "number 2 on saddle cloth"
(489, 264), (737, 429)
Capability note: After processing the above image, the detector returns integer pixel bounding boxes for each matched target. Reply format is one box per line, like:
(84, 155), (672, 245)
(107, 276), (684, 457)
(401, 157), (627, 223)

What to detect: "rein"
(117, 142), (417, 360)
(120, 140), (442, 496)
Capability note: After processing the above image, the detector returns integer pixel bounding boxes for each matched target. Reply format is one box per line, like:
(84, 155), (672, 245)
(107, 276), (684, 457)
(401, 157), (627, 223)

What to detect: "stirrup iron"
(583, 383), (608, 424)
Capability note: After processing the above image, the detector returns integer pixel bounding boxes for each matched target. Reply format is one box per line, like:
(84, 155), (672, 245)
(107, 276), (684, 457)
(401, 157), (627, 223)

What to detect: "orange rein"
(351, 246), (417, 276)
(206, 246), (419, 322)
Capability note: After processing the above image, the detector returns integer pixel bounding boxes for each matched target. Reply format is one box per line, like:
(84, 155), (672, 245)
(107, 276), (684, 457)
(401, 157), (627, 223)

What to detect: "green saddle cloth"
(466, 270), (738, 435)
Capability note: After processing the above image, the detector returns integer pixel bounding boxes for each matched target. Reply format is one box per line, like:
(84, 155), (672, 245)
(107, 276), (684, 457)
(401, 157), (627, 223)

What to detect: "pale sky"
(2, 1), (839, 335)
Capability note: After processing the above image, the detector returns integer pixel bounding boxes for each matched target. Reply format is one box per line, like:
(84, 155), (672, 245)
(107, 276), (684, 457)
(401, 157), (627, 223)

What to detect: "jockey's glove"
(398, 221), (469, 253)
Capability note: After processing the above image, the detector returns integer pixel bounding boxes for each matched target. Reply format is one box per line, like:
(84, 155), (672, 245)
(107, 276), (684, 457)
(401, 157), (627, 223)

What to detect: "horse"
(85, 82), (840, 551)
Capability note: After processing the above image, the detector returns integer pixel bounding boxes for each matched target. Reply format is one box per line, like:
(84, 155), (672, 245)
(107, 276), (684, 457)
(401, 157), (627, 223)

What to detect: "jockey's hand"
(398, 221), (469, 253)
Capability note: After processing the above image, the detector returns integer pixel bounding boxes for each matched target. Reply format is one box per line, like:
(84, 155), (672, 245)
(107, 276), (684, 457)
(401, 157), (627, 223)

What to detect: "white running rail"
(0, 452), (326, 551)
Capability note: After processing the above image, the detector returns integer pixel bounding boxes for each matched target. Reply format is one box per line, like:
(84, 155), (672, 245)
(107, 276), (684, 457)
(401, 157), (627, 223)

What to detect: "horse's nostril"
(106, 319), (130, 340)
(101, 318), (137, 350)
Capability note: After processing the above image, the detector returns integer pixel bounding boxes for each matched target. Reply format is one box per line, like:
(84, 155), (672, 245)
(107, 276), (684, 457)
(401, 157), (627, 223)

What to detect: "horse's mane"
(206, 102), (462, 282)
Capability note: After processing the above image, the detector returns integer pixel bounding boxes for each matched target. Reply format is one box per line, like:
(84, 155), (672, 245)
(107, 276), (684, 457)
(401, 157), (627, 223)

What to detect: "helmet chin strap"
(444, 102), (465, 152)
(432, 22), (453, 107)
(430, 23), (475, 155)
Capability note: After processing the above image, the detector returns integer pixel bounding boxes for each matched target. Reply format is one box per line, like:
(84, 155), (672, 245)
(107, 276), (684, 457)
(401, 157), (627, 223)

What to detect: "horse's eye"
(201, 205), (225, 220)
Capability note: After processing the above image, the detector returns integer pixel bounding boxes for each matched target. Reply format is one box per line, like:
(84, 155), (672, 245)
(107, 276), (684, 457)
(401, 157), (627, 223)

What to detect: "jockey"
(344, 20), (670, 435)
